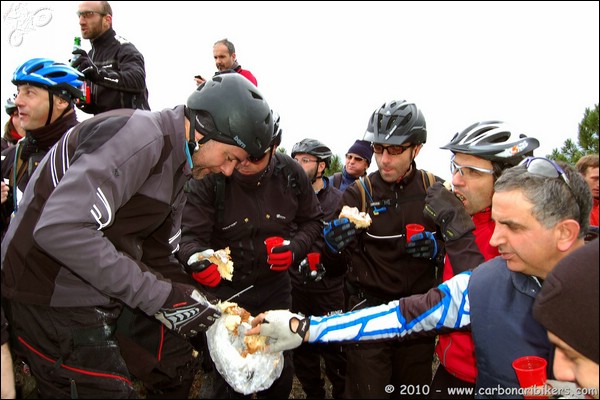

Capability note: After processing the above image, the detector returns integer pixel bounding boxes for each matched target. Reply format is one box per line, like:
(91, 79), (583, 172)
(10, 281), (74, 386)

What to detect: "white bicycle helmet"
(441, 121), (540, 165)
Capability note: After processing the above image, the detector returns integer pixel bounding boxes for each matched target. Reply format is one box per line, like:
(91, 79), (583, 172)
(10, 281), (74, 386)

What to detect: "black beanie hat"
(347, 140), (373, 165)
(533, 240), (599, 364)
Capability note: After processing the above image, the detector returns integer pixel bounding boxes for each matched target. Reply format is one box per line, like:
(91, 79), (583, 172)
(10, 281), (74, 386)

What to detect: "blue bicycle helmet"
(12, 58), (84, 101)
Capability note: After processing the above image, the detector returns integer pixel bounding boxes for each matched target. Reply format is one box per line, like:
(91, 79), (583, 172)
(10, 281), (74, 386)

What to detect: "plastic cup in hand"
(512, 356), (548, 399)
(306, 252), (321, 272)
(264, 236), (284, 254)
(406, 223), (425, 243)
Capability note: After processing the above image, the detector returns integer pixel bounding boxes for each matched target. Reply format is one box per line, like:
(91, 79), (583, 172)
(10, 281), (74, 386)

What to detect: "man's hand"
(194, 75), (206, 86)
(1, 181), (9, 204)
(323, 218), (360, 253)
(406, 231), (438, 259)
(246, 310), (309, 352)
(154, 282), (221, 338)
(298, 257), (326, 283)
(71, 49), (99, 80)
(268, 243), (297, 271)
(186, 250), (221, 287)
(71, 49), (118, 83)
(424, 182), (475, 241)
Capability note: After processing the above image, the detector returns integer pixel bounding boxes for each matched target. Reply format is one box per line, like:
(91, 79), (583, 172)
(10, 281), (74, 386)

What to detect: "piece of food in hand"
(339, 205), (372, 229)
(244, 334), (268, 354)
(224, 314), (242, 333)
(217, 301), (269, 355)
(442, 181), (466, 202)
(201, 247), (234, 280)
(218, 301), (251, 323)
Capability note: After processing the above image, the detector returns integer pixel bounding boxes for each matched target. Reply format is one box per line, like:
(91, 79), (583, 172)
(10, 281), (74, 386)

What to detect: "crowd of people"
(1, 1), (599, 399)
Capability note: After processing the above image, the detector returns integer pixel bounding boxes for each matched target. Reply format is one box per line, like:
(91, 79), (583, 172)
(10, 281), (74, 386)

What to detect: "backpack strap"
(332, 172), (342, 189)
(357, 176), (373, 213)
(10, 142), (27, 189)
(421, 170), (435, 190)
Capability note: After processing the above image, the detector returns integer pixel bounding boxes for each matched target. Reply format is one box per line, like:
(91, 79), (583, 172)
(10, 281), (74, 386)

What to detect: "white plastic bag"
(206, 314), (284, 395)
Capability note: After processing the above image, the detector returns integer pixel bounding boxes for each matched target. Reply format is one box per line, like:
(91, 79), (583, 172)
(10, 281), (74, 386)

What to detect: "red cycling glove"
(191, 262), (221, 287)
(268, 244), (294, 271)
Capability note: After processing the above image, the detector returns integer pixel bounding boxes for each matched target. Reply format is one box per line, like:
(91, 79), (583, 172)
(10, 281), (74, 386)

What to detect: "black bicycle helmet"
(364, 99), (427, 145)
(441, 121), (540, 165)
(12, 58), (84, 101)
(272, 110), (282, 147)
(5, 97), (17, 115)
(291, 138), (333, 168)
(186, 73), (272, 159)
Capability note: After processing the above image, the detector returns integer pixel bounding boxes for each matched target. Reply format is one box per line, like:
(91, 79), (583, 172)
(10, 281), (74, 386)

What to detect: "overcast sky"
(2, 1), (598, 180)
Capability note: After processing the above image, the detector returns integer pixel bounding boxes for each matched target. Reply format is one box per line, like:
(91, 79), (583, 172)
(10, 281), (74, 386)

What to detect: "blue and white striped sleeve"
(308, 271), (472, 343)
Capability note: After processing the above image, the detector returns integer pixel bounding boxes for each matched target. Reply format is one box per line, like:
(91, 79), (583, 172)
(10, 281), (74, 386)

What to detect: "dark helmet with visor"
(364, 99), (427, 145)
(271, 110), (282, 147)
(291, 138), (333, 168)
(186, 73), (273, 159)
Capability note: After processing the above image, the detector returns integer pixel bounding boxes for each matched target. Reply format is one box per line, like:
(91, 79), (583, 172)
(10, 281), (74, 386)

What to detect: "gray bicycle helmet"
(186, 73), (272, 159)
(364, 99), (427, 145)
(5, 97), (17, 115)
(291, 138), (333, 168)
(441, 121), (540, 165)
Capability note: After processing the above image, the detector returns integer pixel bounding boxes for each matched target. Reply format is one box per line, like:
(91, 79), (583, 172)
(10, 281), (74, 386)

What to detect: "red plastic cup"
(264, 236), (284, 254)
(406, 223), (425, 243)
(307, 252), (321, 271)
(512, 356), (548, 399)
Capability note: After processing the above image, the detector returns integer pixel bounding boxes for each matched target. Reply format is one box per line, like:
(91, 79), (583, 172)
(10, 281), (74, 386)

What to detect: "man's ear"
(53, 95), (70, 113)
(318, 161), (326, 174)
(412, 144), (423, 158)
(556, 219), (581, 252)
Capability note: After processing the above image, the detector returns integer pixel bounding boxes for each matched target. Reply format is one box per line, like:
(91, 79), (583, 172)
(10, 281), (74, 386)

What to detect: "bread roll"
(218, 301), (269, 355)
(339, 205), (372, 229)
(207, 247), (234, 280)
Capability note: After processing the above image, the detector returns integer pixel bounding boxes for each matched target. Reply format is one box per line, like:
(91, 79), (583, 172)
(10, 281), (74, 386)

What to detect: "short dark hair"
(576, 154), (599, 174)
(100, 1), (113, 16)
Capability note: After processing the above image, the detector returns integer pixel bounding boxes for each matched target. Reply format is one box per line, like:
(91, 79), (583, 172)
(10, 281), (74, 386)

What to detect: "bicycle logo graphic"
(3, 2), (53, 47)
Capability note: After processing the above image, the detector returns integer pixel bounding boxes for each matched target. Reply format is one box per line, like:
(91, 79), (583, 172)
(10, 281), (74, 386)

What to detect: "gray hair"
(494, 160), (591, 238)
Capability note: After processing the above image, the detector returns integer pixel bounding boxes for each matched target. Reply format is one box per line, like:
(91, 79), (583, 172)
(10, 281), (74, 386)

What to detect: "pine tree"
(549, 103), (599, 164)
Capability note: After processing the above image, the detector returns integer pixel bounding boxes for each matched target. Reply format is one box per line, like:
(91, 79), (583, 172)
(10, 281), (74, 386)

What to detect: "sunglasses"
(371, 143), (412, 156)
(247, 147), (272, 163)
(346, 154), (365, 162)
(450, 158), (494, 177)
(76, 10), (107, 18)
(518, 156), (576, 198)
(295, 157), (319, 165)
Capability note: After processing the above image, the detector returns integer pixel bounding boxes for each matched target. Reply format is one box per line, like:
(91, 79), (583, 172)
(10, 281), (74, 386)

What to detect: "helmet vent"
(47, 71), (68, 79)
(250, 90), (264, 100)
(28, 64), (44, 74)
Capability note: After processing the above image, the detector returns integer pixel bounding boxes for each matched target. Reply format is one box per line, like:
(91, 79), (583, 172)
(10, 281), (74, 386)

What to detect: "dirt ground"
(13, 356), (332, 399)
(15, 353), (437, 398)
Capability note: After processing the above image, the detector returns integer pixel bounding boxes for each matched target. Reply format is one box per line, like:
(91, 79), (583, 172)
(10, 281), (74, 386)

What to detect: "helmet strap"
(45, 93), (54, 126)
(186, 108), (202, 155)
